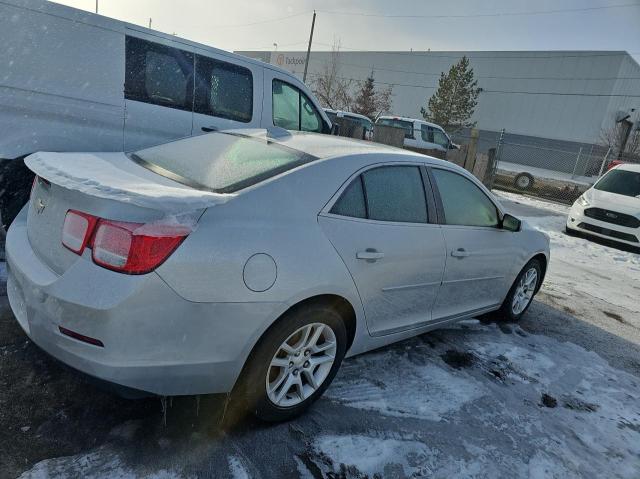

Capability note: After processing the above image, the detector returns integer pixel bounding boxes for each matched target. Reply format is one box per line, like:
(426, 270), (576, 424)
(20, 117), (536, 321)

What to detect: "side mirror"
(448, 142), (459, 150)
(501, 213), (521, 232)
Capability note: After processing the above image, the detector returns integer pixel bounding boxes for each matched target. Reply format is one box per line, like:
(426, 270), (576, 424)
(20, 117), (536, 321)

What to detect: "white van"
(376, 116), (454, 152)
(0, 0), (331, 229)
(324, 109), (374, 140)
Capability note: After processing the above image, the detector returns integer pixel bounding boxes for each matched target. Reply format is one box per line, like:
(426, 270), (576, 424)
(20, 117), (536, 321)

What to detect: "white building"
(237, 50), (640, 149)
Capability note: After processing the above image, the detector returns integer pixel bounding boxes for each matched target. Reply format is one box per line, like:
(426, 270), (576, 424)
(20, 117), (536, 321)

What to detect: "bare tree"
(310, 39), (353, 111)
(599, 118), (640, 157)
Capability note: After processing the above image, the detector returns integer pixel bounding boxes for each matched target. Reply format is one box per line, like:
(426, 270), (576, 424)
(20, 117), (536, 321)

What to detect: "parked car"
(0, 0), (331, 231)
(375, 116), (455, 152)
(566, 163), (640, 249)
(7, 130), (549, 421)
(324, 109), (374, 140)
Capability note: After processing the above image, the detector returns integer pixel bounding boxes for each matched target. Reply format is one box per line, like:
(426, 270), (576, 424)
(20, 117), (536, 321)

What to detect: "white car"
(376, 116), (454, 152)
(567, 163), (640, 250)
(324, 109), (374, 140)
(0, 0), (331, 229)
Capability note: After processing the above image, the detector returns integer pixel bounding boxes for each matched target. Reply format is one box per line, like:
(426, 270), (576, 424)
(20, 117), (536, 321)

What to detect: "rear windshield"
(594, 169), (640, 198)
(376, 118), (413, 138)
(130, 132), (317, 193)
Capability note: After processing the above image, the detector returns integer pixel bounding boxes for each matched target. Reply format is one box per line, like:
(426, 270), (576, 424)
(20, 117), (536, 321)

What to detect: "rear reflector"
(62, 210), (98, 254)
(59, 326), (104, 347)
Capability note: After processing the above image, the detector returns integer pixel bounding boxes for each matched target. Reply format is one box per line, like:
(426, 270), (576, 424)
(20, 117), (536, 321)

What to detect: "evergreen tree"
(421, 56), (481, 132)
(352, 72), (393, 119)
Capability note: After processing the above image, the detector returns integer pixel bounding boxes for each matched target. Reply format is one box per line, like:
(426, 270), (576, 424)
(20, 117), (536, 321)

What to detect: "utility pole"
(95, 0), (98, 13)
(302, 10), (316, 84)
(149, 18), (152, 29)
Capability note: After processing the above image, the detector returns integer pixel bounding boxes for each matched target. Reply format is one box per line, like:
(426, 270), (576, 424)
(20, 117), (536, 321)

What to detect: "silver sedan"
(6, 130), (549, 421)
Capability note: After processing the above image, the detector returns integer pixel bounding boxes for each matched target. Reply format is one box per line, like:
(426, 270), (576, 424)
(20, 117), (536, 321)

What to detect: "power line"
(316, 3), (639, 19)
(307, 57), (640, 81)
(209, 10), (312, 28)
(305, 72), (640, 97)
(311, 42), (639, 60)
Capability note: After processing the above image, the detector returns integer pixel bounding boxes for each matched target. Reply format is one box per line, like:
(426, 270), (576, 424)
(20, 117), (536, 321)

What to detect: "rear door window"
(331, 166), (428, 223)
(194, 56), (253, 122)
(125, 36), (194, 111)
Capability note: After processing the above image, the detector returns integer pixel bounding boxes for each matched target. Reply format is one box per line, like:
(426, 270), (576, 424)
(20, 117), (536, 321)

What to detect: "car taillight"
(91, 219), (190, 274)
(62, 210), (191, 274)
(62, 210), (98, 254)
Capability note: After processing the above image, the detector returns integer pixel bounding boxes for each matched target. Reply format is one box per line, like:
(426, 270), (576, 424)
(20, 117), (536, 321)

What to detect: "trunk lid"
(25, 152), (230, 275)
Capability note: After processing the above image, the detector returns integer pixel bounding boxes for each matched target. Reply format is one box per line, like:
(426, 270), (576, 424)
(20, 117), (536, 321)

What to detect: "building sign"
(270, 52), (306, 75)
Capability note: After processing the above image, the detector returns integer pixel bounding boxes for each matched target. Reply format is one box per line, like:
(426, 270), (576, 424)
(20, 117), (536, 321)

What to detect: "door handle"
(451, 248), (470, 258)
(356, 249), (385, 261)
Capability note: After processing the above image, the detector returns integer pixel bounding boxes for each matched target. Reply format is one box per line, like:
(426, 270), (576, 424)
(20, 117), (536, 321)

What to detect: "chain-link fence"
(450, 129), (640, 205)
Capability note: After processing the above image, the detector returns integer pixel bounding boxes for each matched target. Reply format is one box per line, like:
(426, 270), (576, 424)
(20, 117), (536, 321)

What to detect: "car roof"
(615, 163), (640, 173)
(230, 129), (453, 166)
(377, 116), (444, 130)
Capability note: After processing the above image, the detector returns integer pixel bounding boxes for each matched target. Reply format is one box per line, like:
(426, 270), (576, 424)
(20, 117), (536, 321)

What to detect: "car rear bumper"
(6, 208), (283, 396)
(567, 204), (640, 247)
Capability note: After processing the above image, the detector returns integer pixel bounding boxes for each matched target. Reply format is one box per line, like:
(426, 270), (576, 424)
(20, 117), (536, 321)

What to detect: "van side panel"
(0, 1), (125, 159)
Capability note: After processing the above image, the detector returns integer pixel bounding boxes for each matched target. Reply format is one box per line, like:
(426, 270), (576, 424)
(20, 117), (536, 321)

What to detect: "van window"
(125, 36), (194, 111)
(376, 118), (414, 139)
(195, 56), (253, 122)
(432, 129), (450, 149)
(421, 125), (434, 143)
(272, 80), (323, 133)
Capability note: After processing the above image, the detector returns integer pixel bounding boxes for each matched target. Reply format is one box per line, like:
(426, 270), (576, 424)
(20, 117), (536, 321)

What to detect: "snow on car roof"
(615, 162), (640, 173)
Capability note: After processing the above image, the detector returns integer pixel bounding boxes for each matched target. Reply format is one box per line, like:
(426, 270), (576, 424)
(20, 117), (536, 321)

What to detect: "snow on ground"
(18, 448), (184, 479)
(314, 320), (640, 478)
(497, 191), (640, 334)
(9, 190), (640, 479)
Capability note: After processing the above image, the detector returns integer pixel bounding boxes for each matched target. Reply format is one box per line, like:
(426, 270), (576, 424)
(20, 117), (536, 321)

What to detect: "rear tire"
(514, 173), (534, 191)
(0, 158), (34, 232)
(233, 303), (347, 422)
(496, 258), (542, 322)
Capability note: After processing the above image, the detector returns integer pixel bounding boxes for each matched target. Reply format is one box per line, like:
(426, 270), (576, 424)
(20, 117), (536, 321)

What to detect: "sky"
(51, 0), (640, 63)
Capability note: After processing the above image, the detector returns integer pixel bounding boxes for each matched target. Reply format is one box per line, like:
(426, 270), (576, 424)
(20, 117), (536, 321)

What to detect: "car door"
(123, 35), (194, 151)
(191, 53), (262, 135)
(319, 164), (446, 336)
(429, 167), (518, 320)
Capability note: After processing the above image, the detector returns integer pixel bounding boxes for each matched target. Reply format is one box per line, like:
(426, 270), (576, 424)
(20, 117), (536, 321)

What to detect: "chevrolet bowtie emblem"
(36, 198), (46, 214)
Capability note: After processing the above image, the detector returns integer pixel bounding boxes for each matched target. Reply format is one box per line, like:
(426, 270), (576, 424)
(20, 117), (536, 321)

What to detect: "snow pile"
(25, 152), (233, 213)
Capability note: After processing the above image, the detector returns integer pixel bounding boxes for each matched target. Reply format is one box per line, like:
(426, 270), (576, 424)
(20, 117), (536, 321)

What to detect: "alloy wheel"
(511, 267), (538, 315)
(266, 323), (337, 408)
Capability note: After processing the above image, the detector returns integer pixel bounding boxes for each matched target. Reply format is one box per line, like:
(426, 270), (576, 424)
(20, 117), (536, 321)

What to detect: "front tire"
(497, 258), (542, 322)
(234, 303), (347, 422)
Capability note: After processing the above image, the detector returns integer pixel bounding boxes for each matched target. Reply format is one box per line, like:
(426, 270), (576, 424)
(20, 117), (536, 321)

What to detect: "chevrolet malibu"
(6, 131), (549, 421)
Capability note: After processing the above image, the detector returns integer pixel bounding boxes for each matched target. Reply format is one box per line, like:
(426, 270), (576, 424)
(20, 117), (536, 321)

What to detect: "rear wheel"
(514, 173), (534, 191)
(234, 303), (347, 422)
(496, 259), (542, 322)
